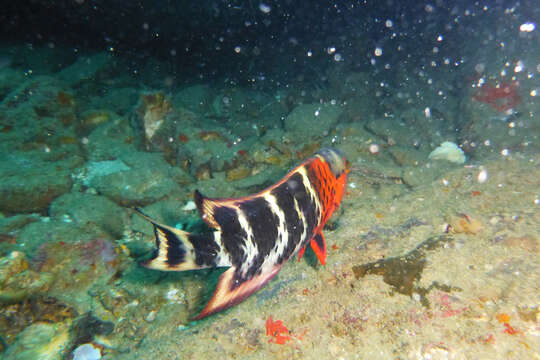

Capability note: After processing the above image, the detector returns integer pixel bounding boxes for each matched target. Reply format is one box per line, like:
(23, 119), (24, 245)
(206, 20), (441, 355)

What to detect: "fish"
(136, 147), (348, 319)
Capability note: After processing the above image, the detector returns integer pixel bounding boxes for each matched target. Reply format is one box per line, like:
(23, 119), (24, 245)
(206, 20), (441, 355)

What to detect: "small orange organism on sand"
(266, 316), (292, 345)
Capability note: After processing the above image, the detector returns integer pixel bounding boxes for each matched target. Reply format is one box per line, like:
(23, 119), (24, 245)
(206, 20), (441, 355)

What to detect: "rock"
(78, 110), (115, 134)
(0, 75), (80, 154)
(49, 192), (127, 239)
(176, 126), (237, 175)
(284, 103), (343, 140)
(172, 84), (213, 114)
(428, 141), (466, 164)
(15, 218), (113, 257)
(86, 151), (191, 207)
(3, 321), (71, 360)
(0, 251), (54, 304)
(82, 87), (139, 116)
(82, 159), (131, 187)
(0, 67), (25, 100)
(84, 115), (136, 161)
(0, 214), (41, 234)
(57, 53), (116, 87)
(0, 151), (81, 214)
(72, 343), (101, 360)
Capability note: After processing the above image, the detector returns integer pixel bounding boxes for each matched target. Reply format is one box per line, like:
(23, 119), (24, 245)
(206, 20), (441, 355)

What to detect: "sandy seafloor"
(118, 153), (540, 360)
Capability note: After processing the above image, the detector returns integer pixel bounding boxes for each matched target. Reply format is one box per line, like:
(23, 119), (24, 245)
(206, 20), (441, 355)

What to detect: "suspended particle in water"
(475, 63), (485, 73)
(374, 47), (383, 56)
(514, 60), (524, 73)
(477, 169), (488, 183)
(519, 22), (535, 32)
(334, 53), (343, 61)
(501, 148), (510, 156)
(385, 19), (393, 28)
(234, 46), (241, 53)
(369, 144), (380, 154)
(259, 3), (271, 13)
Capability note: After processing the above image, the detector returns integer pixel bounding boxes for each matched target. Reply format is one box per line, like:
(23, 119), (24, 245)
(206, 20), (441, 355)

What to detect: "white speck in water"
(477, 169), (488, 183)
(259, 3), (271, 13)
(519, 22), (535, 32)
(514, 60), (524, 73)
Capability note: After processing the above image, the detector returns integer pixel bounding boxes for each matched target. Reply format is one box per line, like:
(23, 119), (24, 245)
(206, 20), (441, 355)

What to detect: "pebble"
(145, 310), (157, 323)
(72, 343), (101, 360)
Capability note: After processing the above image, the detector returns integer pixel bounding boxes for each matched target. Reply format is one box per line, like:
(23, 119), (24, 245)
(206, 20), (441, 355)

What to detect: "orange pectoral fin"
(310, 232), (327, 265)
(192, 265), (282, 320)
(297, 245), (307, 262)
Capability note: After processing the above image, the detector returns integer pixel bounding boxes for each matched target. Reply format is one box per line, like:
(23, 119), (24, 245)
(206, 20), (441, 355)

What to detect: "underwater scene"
(0, 0), (539, 359)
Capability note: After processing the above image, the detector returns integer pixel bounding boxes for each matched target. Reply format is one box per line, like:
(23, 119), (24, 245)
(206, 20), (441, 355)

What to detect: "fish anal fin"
(193, 265), (282, 320)
(310, 232), (327, 266)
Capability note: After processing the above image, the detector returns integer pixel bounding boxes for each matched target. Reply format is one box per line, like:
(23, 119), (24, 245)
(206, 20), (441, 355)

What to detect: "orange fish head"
(315, 148), (348, 208)
(316, 148), (347, 179)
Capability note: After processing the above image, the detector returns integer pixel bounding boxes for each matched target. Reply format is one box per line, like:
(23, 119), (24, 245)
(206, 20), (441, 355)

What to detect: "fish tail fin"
(135, 208), (217, 271)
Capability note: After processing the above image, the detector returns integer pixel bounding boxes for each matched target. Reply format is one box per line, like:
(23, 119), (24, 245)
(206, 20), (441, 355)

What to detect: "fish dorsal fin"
(310, 232), (327, 266)
(192, 264), (282, 320)
(194, 190), (221, 229)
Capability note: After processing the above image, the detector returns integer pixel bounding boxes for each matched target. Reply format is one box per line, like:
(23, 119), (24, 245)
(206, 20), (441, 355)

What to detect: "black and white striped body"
(138, 148), (347, 319)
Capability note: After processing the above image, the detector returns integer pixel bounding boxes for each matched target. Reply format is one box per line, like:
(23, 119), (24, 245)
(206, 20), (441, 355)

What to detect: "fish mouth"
(316, 147), (347, 177)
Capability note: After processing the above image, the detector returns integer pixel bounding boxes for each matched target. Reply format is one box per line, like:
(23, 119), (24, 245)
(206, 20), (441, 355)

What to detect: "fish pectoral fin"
(193, 265), (282, 320)
(310, 232), (327, 266)
(297, 245), (307, 262)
